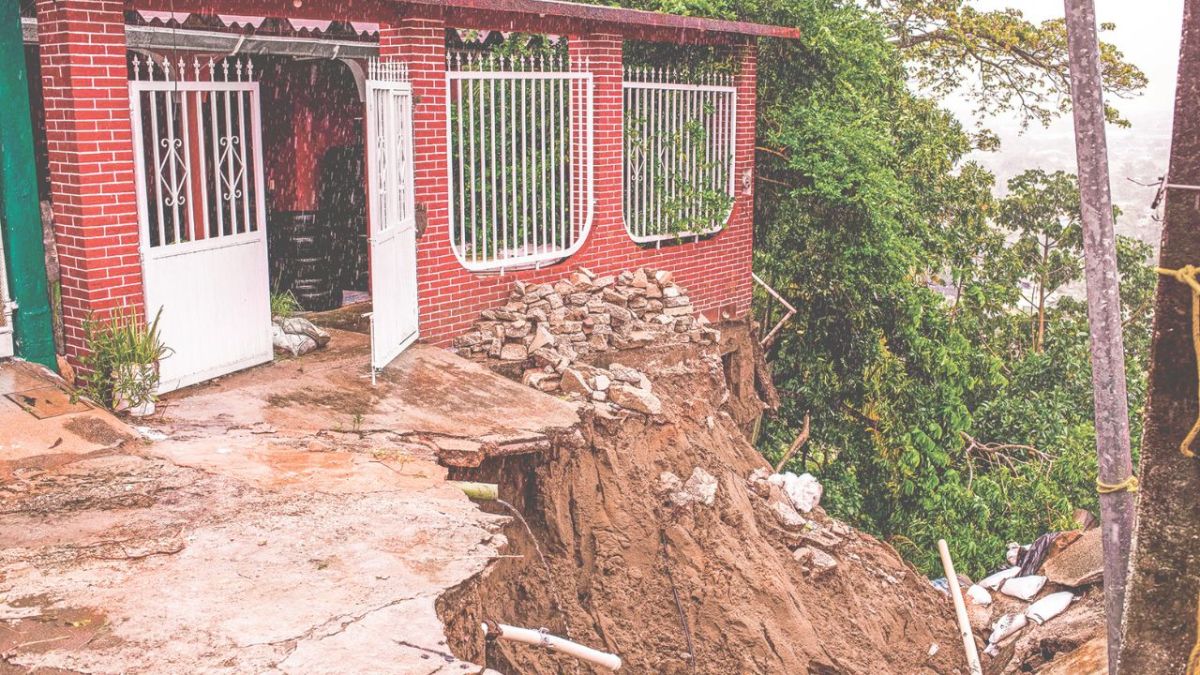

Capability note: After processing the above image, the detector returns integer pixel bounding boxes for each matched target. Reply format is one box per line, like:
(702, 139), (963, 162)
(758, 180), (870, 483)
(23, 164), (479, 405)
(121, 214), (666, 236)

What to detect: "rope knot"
(1096, 475), (1139, 494)
(1157, 265), (1200, 458)
(1159, 264), (1200, 294)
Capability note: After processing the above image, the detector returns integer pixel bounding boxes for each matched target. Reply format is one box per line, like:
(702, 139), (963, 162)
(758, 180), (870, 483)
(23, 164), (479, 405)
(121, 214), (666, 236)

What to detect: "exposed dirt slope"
(439, 331), (965, 673)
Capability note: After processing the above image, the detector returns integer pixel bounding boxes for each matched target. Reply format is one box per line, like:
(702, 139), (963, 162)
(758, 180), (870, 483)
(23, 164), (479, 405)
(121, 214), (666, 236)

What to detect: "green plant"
(271, 290), (302, 318)
(77, 307), (172, 413)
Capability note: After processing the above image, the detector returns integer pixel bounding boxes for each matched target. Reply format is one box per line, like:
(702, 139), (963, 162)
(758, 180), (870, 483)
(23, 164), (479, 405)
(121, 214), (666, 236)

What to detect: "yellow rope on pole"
(1096, 475), (1138, 494)
(1157, 264), (1200, 458)
(1156, 265), (1200, 675)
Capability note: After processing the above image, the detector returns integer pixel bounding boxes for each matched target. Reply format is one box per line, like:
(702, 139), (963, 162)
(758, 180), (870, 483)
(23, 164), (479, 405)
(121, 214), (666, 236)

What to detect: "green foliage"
(869, 0), (1148, 129)
(271, 290), (302, 318)
(77, 308), (172, 413)
(584, 0), (1152, 577)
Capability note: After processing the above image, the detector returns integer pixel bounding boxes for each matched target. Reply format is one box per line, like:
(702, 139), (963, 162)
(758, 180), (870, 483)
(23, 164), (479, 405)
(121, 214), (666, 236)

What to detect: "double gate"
(129, 56), (419, 387)
(366, 60), (420, 370)
(130, 57), (271, 392)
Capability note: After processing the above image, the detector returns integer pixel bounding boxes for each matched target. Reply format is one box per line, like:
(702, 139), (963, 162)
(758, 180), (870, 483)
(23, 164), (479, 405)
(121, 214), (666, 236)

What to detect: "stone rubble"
(453, 267), (721, 417)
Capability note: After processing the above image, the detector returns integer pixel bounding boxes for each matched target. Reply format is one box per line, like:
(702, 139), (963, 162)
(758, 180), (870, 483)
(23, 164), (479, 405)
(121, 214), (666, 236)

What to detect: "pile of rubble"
(944, 520), (1106, 672)
(453, 268), (721, 416)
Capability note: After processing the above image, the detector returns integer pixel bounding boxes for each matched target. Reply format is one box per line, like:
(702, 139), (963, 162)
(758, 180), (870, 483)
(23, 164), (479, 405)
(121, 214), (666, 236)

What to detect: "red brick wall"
(386, 22), (758, 346)
(36, 5), (758, 359)
(35, 0), (145, 361)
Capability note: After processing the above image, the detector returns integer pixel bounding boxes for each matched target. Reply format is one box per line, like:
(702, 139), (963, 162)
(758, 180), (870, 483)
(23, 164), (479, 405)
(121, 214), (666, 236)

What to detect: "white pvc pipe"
(481, 622), (622, 671)
(937, 539), (983, 675)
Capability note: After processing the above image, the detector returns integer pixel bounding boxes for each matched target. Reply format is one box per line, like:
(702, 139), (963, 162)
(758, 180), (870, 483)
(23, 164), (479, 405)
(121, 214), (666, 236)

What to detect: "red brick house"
(20, 0), (795, 391)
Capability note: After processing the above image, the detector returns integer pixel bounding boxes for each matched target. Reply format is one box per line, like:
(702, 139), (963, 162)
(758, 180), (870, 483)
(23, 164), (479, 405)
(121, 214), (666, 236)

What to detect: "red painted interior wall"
(261, 60), (363, 213)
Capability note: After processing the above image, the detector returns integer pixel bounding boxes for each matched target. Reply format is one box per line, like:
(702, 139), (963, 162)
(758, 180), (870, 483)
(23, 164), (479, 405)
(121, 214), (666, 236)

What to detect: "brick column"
(35, 0), (142, 361)
(728, 41), (758, 317)
(568, 34), (624, 254)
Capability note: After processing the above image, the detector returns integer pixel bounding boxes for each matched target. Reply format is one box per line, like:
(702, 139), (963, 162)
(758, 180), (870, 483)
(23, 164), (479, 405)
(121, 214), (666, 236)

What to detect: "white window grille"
(623, 68), (737, 244)
(446, 51), (594, 272)
(129, 56), (265, 251)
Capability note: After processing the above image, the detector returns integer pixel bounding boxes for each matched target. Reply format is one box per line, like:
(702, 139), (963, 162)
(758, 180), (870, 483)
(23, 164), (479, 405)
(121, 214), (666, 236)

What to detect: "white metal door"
(366, 60), (419, 370)
(130, 57), (272, 392)
(0, 218), (13, 359)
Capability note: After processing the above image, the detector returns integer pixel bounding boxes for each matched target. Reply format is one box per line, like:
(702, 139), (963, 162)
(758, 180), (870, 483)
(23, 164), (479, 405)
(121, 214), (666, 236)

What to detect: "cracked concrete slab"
(0, 337), (574, 672)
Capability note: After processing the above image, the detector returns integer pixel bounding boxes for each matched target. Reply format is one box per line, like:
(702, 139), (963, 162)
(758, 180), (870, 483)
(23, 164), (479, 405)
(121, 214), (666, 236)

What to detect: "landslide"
(438, 326), (964, 673)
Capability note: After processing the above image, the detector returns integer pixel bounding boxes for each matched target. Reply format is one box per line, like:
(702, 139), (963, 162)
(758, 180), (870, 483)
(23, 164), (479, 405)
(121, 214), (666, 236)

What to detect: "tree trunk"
(1119, 0), (1200, 671)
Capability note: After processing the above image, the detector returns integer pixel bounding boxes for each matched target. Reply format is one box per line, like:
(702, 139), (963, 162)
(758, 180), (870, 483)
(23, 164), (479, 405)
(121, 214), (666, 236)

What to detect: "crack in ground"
(244, 593), (434, 668)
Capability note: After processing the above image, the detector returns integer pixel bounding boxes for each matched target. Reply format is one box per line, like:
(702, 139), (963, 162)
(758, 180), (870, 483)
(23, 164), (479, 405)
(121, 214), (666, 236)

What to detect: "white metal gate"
(130, 57), (271, 392)
(366, 60), (419, 370)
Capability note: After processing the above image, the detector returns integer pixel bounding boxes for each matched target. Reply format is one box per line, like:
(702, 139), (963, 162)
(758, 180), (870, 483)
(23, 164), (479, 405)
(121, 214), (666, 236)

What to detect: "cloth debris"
(272, 316), (331, 357)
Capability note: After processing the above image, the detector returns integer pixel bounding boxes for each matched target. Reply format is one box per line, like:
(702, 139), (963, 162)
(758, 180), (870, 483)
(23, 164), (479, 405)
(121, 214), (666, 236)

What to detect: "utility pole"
(0, 1), (56, 369)
(1062, 1), (1136, 672)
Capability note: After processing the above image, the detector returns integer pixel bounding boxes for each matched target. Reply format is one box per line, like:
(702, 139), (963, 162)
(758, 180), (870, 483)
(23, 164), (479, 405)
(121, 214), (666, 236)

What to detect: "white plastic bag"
(979, 566), (1021, 590)
(766, 472), (823, 513)
(988, 612), (1027, 646)
(966, 584), (993, 606)
(999, 575), (1047, 601)
(1026, 591), (1075, 625)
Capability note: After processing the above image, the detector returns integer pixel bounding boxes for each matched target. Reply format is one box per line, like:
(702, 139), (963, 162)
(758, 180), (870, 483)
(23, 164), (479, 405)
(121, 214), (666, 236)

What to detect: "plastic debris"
(999, 575), (1047, 601)
(766, 471), (823, 513)
(133, 426), (168, 442)
(1006, 542), (1024, 566)
(1017, 532), (1061, 576)
(965, 584), (993, 606)
(987, 612), (1027, 648)
(979, 566), (1021, 590)
(1026, 591), (1075, 625)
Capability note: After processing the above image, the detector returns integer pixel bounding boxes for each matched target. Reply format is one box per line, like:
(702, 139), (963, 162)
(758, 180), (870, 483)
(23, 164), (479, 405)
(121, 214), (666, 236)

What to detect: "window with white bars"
(446, 50), (594, 272)
(130, 56), (264, 250)
(623, 68), (737, 244)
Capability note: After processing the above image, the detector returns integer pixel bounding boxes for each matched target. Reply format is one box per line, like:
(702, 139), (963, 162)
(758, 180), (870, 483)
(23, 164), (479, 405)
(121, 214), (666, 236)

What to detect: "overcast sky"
(938, 0), (1185, 243)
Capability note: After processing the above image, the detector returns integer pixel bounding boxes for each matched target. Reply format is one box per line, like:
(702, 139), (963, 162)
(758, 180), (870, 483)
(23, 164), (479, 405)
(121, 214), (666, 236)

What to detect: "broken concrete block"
(654, 270), (674, 285)
(771, 499), (808, 531)
(662, 284), (681, 298)
(683, 467), (718, 506)
(529, 325), (556, 353)
(593, 373), (611, 391)
(522, 369), (560, 392)
(609, 383), (662, 415)
(593, 275), (615, 289)
(793, 546), (837, 576)
(500, 343), (528, 361)
(560, 368), (591, 396)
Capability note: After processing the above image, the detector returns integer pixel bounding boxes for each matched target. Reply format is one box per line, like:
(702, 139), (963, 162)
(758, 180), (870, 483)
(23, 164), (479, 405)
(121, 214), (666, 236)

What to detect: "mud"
(437, 327), (964, 674)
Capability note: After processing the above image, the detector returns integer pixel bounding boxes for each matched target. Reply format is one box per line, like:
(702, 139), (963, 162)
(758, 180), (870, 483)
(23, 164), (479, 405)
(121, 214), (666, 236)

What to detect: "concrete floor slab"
(0, 333), (576, 672)
(0, 361), (132, 467)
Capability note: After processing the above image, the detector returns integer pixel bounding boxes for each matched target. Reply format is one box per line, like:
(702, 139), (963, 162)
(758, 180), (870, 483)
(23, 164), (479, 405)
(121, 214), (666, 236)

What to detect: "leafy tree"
(587, 0), (1154, 576)
(870, 0), (1148, 130)
(995, 169), (1084, 353)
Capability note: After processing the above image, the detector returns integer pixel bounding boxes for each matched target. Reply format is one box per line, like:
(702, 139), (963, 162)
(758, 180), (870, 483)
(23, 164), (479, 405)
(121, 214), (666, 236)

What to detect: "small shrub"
(76, 307), (172, 413)
(271, 290), (302, 319)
